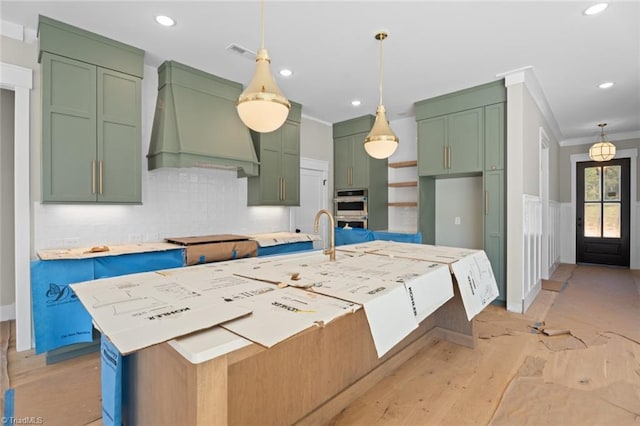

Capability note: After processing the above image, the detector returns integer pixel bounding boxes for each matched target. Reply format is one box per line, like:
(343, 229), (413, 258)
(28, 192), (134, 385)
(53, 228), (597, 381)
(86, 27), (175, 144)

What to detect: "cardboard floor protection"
(541, 279), (566, 292)
(489, 264), (640, 425)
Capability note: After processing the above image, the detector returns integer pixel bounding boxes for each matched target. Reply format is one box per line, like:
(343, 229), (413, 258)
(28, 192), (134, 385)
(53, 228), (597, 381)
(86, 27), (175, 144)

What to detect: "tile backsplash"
(33, 167), (290, 252)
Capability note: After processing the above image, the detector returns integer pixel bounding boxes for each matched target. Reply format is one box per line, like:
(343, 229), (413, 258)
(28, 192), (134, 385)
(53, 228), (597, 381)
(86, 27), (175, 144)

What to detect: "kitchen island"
(72, 242), (497, 425)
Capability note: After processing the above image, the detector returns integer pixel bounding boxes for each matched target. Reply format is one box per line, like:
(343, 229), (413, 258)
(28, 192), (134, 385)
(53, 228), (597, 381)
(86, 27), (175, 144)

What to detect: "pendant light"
(589, 123), (616, 161)
(364, 31), (399, 160)
(237, 0), (291, 133)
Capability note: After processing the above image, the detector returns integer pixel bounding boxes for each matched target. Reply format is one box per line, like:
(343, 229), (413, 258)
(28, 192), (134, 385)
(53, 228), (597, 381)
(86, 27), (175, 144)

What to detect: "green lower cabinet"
(247, 105), (301, 206)
(484, 170), (505, 301)
(42, 52), (141, 203)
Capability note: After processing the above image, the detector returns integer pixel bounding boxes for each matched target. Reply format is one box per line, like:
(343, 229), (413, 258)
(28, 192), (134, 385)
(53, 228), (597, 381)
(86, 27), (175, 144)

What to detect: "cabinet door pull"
(99, 160), (104, 195)
(447, 146), (451, 169)
(278, 177), (282, 201)
(443, 146), (447, 169)
(485, 190), (489, 215)
(283, 178), (286, 201)
(91, 160), (96, 194)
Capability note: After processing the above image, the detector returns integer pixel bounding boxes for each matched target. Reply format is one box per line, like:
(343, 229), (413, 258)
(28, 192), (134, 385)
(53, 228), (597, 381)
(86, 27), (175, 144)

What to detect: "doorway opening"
(576, 158), (630, 267)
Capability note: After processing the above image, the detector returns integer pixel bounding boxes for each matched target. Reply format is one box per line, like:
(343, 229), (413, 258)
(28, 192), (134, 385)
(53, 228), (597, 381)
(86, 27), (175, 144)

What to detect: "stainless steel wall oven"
(334, 189), (368, 229)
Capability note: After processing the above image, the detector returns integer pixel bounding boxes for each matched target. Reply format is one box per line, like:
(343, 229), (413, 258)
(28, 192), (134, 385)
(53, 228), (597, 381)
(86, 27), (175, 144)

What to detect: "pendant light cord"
(260, 0), (265, 49)
(378, 35), (384, 106)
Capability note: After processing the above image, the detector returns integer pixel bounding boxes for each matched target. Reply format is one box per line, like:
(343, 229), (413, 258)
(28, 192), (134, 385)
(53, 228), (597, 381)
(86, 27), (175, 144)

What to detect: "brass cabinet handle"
(99, 160), (104, 195)
(350, 167), (353, 186)
(91, 160), (96, 194)
(283, 178), (286, 201)
(485, 190), (489, 215)
(447, 146), (451, 169)
(443, 146), (446, 169)
(279, 177), (283, 201)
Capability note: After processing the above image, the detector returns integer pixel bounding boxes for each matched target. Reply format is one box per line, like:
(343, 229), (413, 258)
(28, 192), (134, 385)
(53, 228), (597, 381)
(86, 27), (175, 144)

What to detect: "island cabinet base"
(124, 286), (474, 425)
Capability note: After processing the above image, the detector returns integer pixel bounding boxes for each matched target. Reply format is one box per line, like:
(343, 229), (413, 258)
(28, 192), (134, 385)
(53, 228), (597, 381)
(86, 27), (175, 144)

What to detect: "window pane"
(584, 167), (601, 202)
(603, 165), (621, 201)
(603, 203), (621, 238)
(584, 203), (601, 237)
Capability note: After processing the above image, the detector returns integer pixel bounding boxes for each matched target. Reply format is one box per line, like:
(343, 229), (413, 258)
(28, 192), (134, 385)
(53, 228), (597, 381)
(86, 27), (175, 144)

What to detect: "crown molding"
(496, 66), (563, 145)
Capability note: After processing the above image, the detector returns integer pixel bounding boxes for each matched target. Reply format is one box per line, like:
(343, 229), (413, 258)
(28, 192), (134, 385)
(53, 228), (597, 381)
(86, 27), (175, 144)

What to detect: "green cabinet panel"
(484, 170), (505, 301)
(417, 116), (447, 176)
(417, 107), (483, 176)
(42, 52), (142, 203)
(484, 103), (505, 171)
(334, 132), (371, 189)
(448, 108), (483, 174)
(334, 136), (352, 189)
(247, 104), (301, 206)
(332, 115), (388, 230)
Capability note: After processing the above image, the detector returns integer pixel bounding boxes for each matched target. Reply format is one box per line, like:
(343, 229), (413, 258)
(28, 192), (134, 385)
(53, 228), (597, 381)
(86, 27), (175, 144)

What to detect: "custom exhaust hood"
(147, 60), (259, 176)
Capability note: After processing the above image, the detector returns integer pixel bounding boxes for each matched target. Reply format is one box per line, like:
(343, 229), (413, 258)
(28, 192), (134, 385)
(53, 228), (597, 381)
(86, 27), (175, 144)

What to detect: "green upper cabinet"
(484, 103), (505, 171)
(334, 132), (371, 189)
(247, 102), (301, 206)
(39, 16), (144, 203)
(333, 115), (381, 190)
(417, 107), (483, 176)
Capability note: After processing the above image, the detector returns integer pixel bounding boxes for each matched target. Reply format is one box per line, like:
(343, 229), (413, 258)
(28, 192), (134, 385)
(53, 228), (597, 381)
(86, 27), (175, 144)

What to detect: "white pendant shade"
(364, 105), (398, 159)
(588, 123), (616, 162)
(238, 48), (291, 133)
(589, 141), (616, 161)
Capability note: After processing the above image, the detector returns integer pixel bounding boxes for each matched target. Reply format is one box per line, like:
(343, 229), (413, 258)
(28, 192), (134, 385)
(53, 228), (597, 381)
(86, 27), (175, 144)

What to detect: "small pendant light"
(237, 0), (291, 133)
(589, 123), (616, 161)
(364, 31), (399, 159)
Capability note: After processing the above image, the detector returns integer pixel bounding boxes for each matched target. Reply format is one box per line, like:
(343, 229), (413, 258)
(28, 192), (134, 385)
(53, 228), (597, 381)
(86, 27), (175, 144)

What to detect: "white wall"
(1, 89), (16, 313)
(435, 177), (484, 249)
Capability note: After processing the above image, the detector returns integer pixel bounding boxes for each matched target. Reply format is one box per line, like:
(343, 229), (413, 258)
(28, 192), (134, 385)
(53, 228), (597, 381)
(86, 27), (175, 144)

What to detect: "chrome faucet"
(313, 209), (336, 261)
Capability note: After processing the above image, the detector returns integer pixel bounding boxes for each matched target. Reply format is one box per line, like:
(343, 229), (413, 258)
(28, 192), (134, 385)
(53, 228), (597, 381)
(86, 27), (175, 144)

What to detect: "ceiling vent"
(226, 43), (256, 60)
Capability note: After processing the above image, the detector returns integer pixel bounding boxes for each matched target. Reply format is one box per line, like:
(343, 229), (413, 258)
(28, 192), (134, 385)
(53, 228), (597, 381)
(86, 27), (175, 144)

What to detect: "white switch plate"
(454, 217), (461, 225)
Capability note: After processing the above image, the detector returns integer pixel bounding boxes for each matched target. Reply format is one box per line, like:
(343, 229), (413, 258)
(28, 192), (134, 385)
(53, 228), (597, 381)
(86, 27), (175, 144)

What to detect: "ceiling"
(2, 1), (639, 145)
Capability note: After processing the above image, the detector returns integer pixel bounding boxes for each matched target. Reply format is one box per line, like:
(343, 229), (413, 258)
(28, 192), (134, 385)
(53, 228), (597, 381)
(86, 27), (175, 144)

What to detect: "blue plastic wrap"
(101, 335), (123, 426)
(335, 227), (375, 246)
(31, 259), (95, 354)
(335, 228), (422, 246)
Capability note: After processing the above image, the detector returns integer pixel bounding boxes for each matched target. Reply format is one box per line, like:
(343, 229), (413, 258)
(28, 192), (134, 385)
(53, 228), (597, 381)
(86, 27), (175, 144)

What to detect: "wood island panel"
(124, 282), (474, 425)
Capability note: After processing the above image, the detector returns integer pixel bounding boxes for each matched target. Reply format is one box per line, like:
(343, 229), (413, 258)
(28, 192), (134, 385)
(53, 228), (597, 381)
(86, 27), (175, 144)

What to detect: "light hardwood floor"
(2, 264), (639, 425)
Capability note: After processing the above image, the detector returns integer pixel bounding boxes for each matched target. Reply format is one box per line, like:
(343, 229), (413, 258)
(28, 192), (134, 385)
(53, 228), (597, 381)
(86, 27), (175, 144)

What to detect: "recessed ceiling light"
(583, 3), (608, 15)
(155, 15), (175, 27)
(598, 82), (614, 89)
(351, 100), (362, 107)
(279, 69), (293, 77)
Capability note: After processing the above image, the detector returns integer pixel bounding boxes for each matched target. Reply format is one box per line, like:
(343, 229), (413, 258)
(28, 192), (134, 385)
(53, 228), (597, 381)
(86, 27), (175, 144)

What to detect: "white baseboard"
(0, 303), (15, 321)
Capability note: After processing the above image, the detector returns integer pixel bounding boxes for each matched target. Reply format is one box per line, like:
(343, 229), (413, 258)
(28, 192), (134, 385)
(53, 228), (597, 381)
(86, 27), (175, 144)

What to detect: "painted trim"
(539, 127), (550, 279)
(1, 61), (32, 352)
(0, 303), (15, 321)
(1, 20), (23, 41)
(497, 66), (563, 144)
(300, 157), (329, 172)
(523, 282), (541, 314)
(570, 148), (638, 268)
(560, 130), (640, 147)
(301, 113), (331, 127)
